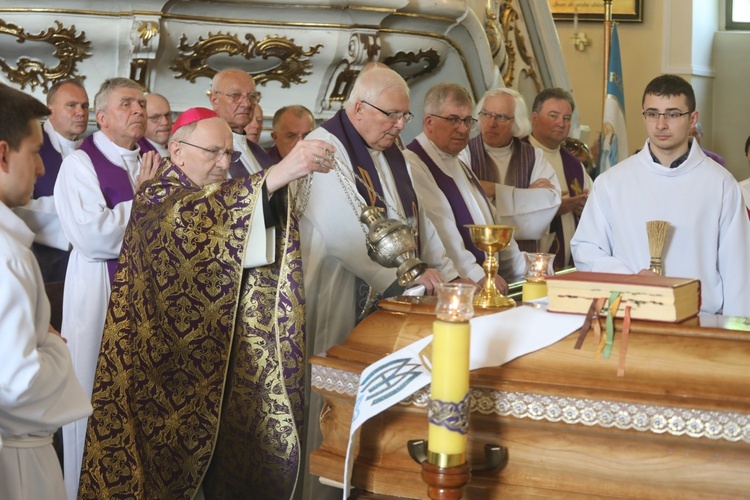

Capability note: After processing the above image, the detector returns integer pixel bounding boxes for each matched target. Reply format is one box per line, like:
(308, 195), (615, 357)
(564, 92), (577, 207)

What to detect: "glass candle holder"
(522, 253), (555, 301)
(435, 283), (476, 322)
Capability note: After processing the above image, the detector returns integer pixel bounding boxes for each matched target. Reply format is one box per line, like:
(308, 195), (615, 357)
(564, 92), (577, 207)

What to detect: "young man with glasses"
(460, 87), (561, 254)
(137, 92), (172, 157)
(405, 82), (526, 291)
(572, 74), (750, 317)
(208, 68), (273, 177)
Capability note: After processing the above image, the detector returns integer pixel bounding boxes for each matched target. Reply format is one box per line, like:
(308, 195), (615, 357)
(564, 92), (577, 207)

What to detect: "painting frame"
(548, 0), (644, 23)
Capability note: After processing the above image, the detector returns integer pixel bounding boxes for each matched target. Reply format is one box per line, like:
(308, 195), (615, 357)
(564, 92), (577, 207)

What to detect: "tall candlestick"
(429, 283), (475, 467)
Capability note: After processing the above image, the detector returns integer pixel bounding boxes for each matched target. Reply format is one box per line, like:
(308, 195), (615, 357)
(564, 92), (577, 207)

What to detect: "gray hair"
(272, 104), (315, 130)
(94, 77), (143, 114)
(476, 87), (531, 138)
(423, 83), (474, 116)
(47, 78), (87, 106)
(345, 67), (409, 111)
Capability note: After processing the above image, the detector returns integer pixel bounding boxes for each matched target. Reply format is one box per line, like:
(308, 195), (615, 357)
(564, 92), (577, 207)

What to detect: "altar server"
(572, 74), (750, 316)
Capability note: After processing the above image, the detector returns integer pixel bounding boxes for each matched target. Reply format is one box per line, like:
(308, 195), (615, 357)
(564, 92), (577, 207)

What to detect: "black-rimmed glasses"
(430, 114), (478, 130)
(362, 100), (414, 123)
(178, 141), (242, 163)
(642, 110), (692, 122)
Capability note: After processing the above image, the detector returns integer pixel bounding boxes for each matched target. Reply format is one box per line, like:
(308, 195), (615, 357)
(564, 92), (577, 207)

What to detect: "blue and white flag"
(598, 23), (628, 176)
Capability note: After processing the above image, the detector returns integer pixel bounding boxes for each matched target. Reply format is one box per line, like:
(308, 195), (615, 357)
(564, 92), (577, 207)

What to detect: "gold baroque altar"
(310, 299), (750, 498)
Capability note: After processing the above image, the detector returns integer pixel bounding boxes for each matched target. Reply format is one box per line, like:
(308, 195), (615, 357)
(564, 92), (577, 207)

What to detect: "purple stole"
(266, 144), (283, 163)
(468, 135), (537, 252)
(549, 146), (585, 269)
(78, 135), (138, 284)
(34, 129), (64, 198)
(136, 137), (159, 155)
(321, 109), (420, 250)
(407, 139), (485, 264)
(229, 138), (275, 178)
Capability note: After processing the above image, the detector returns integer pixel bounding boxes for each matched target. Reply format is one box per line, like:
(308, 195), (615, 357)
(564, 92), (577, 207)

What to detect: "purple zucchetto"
(171, 107), (219, 135)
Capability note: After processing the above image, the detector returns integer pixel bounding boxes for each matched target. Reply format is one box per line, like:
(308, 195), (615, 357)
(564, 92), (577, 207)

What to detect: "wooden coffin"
(309, 298), (750, 499)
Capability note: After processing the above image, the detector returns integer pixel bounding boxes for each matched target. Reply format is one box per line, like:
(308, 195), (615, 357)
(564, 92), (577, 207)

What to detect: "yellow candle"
(522, 280), (548, 301)
(428, 283), (474, 467)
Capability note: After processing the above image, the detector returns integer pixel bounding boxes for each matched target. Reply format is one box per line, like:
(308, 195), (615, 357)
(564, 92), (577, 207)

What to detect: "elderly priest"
(78, 108), (334, 499)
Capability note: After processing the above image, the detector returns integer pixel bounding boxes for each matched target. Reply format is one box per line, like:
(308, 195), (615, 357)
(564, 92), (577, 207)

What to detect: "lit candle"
(522, 253), (554, 302)
(428, 283), (475, 467)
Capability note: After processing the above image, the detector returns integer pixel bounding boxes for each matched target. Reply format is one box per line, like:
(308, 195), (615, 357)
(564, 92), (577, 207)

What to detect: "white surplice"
(459, 139), (561, 241)
(571, 140), (750, 317)
(529, 135), (592, 265)
(54, 131), (140, 500)
(407, 133), (526, 283)
(740, 177), (750, 214)
(300, 126), (458, 500)
(0, 203), (92, 500)
(12, 120), (81, 251)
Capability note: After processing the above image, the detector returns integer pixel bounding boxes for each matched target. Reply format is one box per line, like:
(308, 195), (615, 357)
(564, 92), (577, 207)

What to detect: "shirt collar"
(649, 140), (692, 169)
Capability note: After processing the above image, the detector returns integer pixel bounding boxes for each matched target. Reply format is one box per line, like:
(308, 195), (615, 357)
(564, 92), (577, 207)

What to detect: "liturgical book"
(546, 271), (700, 322)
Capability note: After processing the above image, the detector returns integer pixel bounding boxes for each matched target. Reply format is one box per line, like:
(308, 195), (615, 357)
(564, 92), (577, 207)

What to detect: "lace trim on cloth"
(311, 365), (750, 443)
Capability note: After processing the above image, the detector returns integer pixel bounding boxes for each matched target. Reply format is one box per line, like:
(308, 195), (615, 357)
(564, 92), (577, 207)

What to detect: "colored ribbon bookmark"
(574, 298), (598, 349)
(617, 305), (632, 377)
(602, 291), (622, 359)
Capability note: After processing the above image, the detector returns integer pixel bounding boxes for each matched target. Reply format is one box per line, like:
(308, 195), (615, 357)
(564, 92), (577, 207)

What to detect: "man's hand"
(136, 151), (160, 191)
(479, 180), (495, 199)
(265, 140), (335, 193)
(478, 275), (509, 295)
(415, 268), (444, 295)
(529, 178), (555, 190)
(558, 189), (589, 217)
(49, 324), (67, 343)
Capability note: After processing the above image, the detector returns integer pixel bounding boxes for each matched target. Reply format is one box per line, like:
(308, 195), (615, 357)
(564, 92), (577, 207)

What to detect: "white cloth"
(571, 139), (750, 317)
(54, 131), (140, 500)
(406, 133), (525, 283)
(529, 135), (592, 265)
(300, 126), (459, 500)
(459, 140), (561, 241)
(0, 203), (92, 500)
(740, 177), (750, 214)
(12, 120), (81, 251)
(232, 132), (263, 176)
(144, 137), (169, 157)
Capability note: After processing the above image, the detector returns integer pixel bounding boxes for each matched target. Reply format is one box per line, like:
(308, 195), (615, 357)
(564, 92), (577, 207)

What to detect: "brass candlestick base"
(466, 224), (516, 308)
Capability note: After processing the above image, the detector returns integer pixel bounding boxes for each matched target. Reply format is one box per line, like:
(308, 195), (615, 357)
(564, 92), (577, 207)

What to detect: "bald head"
(209, 69), (260, 133)
(271, 105), (314, 158)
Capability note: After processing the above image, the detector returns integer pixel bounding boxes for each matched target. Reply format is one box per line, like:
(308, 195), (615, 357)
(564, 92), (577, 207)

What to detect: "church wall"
(554, 0), (665, 155)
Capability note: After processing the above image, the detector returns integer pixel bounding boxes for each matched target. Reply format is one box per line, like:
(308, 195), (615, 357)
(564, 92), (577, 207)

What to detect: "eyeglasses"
(479, 110), (514, 123)
(211, 90), (262, 104)
(642, 110), (692, 122)
(148, 113), (172, 123)
(178, 141), (242, 164)
(362, 100), (414, 123)
(430, 114), (478, 130)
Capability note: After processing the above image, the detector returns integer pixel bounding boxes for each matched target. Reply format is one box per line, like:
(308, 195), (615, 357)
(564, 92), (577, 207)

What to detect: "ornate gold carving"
(383, 49), (440, 83)
(137, 21), (159, 47)
(485, 0), (503, 58)
(0, 19), (91, 92)
(498, 1), (541, 92)
(171, 31), (322, 88)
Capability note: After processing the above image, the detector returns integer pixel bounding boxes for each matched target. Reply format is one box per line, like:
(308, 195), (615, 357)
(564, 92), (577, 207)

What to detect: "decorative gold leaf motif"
(0, 19), (91, 92)
(170, 31), (322, 88)
(382, 48), (440, 82)
(497, 1), (542, 92)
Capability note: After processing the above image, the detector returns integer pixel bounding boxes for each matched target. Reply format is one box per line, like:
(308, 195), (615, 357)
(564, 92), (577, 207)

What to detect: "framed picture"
(548, 0), (643, 23)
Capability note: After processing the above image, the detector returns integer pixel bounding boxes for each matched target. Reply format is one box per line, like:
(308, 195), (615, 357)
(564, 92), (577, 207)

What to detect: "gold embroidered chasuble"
(79, 162), (305, 499)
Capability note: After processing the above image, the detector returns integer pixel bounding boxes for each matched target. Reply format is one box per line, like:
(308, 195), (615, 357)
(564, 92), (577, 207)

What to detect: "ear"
(208, 92), (219, 109)
(168, 141), (182, 164)
(271, 131), (278, 141)
(96, 110), (107, 130)
(689, 110), (699, 130)
(423, 114), (433, 131)
(0, 141), (10, 174)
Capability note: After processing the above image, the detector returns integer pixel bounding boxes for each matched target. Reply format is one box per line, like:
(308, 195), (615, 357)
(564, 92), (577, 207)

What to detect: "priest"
(78, 108), (334, 499)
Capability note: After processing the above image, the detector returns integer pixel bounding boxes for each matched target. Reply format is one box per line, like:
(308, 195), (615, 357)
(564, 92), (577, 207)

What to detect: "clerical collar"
(649, 140), (691, 169)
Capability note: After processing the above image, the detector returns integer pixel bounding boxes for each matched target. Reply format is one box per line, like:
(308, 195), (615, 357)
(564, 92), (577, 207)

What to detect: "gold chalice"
(466, 224), (516, 308)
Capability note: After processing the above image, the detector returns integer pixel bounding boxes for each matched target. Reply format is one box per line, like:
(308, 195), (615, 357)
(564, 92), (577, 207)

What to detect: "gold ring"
(315, 156), (322, 164)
